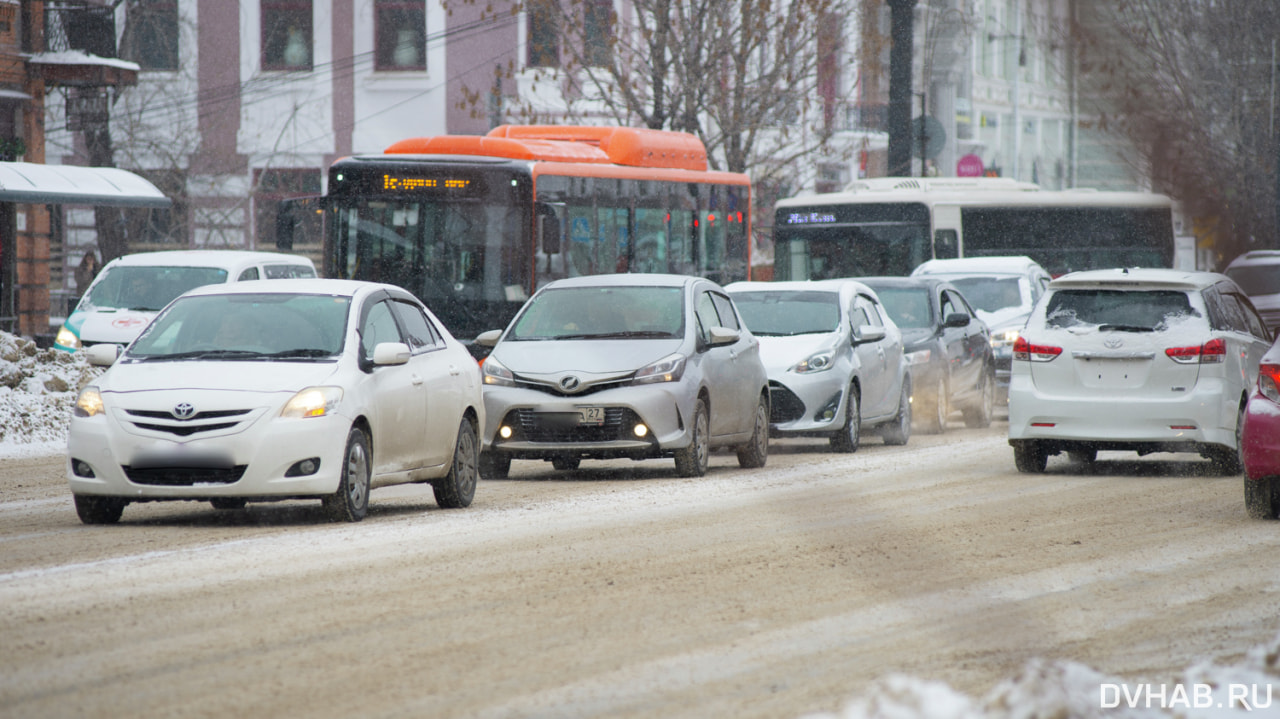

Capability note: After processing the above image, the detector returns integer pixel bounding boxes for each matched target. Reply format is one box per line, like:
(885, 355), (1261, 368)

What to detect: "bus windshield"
(330, 196), (529, 341)
(771, 202), (933, 280)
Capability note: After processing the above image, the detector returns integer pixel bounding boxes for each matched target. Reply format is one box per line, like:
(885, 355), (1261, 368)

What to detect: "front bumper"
(766, 370), (850, 436)
(67, 402), (351, 500)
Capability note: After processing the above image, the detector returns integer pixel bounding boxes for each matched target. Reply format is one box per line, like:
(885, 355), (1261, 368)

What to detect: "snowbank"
(0, 331), (103, 457)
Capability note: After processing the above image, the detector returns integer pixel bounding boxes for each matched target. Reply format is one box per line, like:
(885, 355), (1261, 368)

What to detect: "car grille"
(769, 382), (805, 423)
(122, 465), (248, 486)
(511, 376), (633, 398)
(123, 409), (253, 437)
(511, 407), (634, 442)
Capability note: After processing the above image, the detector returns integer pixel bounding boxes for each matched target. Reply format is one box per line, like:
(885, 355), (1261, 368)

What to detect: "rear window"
(264, 264), (317, 279)
(1225, 264), (1280, 297)
(1044, 289), (1200, 331)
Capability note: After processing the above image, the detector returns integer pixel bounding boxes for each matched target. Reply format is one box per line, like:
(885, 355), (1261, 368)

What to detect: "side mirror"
(474, 329), (503, 347)
(85, 343), (120, 367)
(943, 312), (971, 328)
(853, 325), (886, 344)
(372, 342), (411, 366)
(708, 326), (740, 347)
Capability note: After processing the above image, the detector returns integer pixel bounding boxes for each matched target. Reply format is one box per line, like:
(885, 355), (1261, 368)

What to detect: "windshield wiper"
(263, 348), (338, 359)
(585, 331), (677, 339)
(133, 349), (267, 362)
(1098, 323), (1156, 333)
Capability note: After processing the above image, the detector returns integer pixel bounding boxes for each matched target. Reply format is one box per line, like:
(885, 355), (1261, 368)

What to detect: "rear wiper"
(1098, 324), (1156, 333)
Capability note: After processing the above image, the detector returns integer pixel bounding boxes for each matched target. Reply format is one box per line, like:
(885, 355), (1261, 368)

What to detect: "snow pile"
(0, 331), (103, 455)
(806, 632), (1280, 719)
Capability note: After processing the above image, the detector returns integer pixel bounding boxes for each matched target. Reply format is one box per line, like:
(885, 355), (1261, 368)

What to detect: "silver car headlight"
(905, 348), (932, 366)
(991, 328), (1020, 348)
(280, 386), (344, 419)
(792, 350), (835, 374)
(482, 356), (516, 387)
(633, 353), (686, 385)
(74, 386), (105, 417)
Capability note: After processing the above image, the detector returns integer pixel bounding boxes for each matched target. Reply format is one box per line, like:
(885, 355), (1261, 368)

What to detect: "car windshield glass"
(128, 293), (351, 360)
(263, 264), (317, 279)
(869, 288), (932, 329)
(730, 290), (840, 336)
(508, 286), (684, 340)
(1044, 289), (1198, 330)
(82, 266), (229, 312)
(945, 277), (1024, 313)
(1225, 264), (1280, 296)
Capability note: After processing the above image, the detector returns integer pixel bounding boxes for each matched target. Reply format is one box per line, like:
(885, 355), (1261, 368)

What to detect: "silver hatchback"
(475, 274), (770, 478)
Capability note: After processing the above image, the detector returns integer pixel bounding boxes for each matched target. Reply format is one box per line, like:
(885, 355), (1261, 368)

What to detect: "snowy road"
(2, 422), (1278, 718)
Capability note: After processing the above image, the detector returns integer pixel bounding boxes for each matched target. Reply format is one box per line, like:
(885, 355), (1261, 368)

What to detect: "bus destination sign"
(382, 175), (473, 192)
(785, 211), (837, 225)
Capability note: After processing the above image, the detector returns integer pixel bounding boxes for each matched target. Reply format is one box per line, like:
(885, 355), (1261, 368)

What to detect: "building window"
(375, 0), (426, 70)
(526, 0), (559, 68)
(583, 1), (612, 67)
(121, 0), (179, 71)
(262, 0), (313, 71)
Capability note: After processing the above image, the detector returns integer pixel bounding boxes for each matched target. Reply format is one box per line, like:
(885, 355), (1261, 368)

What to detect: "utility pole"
(887, 0), (918, 177)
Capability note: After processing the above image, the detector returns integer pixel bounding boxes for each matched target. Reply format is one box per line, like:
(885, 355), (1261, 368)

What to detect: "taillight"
(1013, 336), (1062, 362)
(1259, 364), (1280, 403)
(1166, 338), (1226, 364)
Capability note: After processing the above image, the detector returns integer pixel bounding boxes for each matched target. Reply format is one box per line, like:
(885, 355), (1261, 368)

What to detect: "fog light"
(285, 457), (321, 477)
(499, 425), (513, 439)
(634, 424), (648, 437)
(72, 459), (95, 478)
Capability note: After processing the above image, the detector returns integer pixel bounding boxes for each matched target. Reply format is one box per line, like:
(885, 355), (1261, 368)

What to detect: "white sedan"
(67, 279), (484, 523)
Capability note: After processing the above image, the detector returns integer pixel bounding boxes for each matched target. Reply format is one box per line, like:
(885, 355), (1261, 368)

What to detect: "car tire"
(1013, 440), (1048, 473)
(74, 494), (125, 525)
(433, 417), (479, 509)
(881, 381), (912, 446)
(322, 426), (371, 522)
(210, 498), (247, 510)
(674, 398), (709, 477)
(1244, 476), (1280, 519)
(479, 451), (511, 479)
(1209, 403), (1246, 476)
(736, 393), (769, 469)
(830, 384), (861, 453)
(963, 371), (995, 429)
(919, 377), (947, 434)
(551, 455), (581, 471)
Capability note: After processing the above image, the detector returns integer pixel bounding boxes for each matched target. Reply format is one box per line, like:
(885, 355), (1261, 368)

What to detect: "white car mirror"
(85, 344), (120, 367)
(372, 342), (411, 366)
(474, 329), (503, 347)
(708, 326), (740, 347)
(854, 326), (887, 344)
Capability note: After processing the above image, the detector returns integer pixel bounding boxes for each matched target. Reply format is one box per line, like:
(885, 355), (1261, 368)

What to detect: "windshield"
(870, 288), (932, 329)
(730, 290), (840, 336)
(82, 266), (229, 312)
(945, 277), (1025, 313)
(1044, 289), (1198, 331)
(1225, 264), (1280, 297)
(508, 286), (684, 340)
(128, 293), (351, 360)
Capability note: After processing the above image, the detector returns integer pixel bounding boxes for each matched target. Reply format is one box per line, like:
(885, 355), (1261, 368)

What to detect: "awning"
(0, 162), (171, 208)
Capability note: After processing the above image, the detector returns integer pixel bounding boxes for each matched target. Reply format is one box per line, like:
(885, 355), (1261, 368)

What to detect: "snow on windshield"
(1044, 289), (1199, 332)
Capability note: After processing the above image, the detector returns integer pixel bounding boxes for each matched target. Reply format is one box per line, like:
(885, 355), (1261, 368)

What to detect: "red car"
(1241, 341), (1280, 519)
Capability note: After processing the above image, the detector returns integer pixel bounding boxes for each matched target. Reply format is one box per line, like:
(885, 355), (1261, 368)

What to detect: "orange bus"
(280, 125), (753, 344)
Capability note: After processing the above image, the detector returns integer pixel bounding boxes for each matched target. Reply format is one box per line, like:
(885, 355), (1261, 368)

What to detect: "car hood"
(756, 334), (839, 372)
(76, 309), (158, 345)
(493, 339), (684, 376)
(99, 360), (339, 394)
(979, 308), (1030, 333)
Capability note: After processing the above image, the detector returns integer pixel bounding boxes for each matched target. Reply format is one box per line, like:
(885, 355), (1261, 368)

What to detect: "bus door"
(932, 203), (961, 260)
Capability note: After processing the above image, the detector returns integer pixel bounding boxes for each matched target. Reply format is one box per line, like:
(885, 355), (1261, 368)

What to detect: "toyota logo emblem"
(559, 375), (581, 392)
(1104, 337), (1124, 349)
(172, 402), (195, 419)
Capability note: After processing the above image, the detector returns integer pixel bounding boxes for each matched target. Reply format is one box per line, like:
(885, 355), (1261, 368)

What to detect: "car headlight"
(74, 386), (104, 417)
(633, 353), (686, 384)
(55, 325), (81, 351)
(991, 329), (1020, 348)
(280, 386), (344, 418)
(482, 356), (516, 387)
(904, 348), (932, 366)
(792, 350), (835, 374)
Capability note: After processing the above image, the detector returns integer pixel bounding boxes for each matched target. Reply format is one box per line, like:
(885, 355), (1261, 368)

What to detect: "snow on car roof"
(102, 250), (315, 269)
(1048, 267), (1227, 290)
(912, 256), (1045, 276)
(177, 277), (388, 298)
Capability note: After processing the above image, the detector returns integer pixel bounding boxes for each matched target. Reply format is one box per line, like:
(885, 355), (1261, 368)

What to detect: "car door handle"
(411, 374), (424, 385)
(449, 364), (461, 376)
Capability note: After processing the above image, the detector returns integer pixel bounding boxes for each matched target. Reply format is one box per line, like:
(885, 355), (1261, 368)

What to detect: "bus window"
(934, 229), (959, 259)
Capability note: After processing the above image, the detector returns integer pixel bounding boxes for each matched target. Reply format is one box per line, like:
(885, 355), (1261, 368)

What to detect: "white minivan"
(54, 250), (316, 352)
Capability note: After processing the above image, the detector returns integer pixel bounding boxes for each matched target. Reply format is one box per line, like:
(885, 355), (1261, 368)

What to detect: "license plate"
(578, 407), (605, 425)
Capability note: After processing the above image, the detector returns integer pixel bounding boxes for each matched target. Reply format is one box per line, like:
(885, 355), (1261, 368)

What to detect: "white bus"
(771, 177), (1176, 279)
